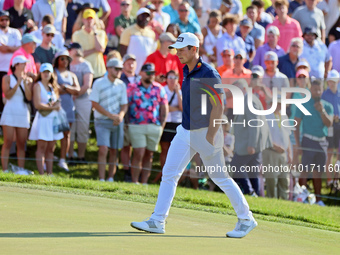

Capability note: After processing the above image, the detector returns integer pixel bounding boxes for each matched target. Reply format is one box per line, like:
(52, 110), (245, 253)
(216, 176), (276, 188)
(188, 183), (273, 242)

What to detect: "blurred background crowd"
(0, 0), (339, 205)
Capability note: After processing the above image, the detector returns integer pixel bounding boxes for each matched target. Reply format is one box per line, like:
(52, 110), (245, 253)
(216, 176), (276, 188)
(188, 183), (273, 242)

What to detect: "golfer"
(131, 33), (257, 238)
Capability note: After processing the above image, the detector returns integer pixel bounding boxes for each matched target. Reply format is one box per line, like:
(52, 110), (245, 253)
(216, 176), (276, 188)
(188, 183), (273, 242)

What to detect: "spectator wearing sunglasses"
(30, 14), (65, 50)
(127, 63), (169, 184)
(33, 24), (58, 70)
(174, 2), (201, 38)
(89, 58), (128, 182)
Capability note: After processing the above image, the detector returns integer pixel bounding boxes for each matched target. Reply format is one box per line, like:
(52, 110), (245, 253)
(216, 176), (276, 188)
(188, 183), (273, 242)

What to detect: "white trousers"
(150, 125), (252, 222)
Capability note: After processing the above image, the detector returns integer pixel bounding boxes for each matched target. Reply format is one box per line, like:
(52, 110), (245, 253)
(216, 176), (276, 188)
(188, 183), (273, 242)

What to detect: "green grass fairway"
(0, 186), (339, 255)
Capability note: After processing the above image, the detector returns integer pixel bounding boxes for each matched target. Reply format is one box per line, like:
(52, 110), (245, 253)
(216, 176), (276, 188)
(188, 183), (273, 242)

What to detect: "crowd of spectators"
(0, 0), (340, 205)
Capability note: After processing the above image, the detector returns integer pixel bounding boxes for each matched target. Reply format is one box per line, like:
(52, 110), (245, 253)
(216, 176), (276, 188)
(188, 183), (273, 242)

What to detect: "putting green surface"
(0, 186), (339, 255)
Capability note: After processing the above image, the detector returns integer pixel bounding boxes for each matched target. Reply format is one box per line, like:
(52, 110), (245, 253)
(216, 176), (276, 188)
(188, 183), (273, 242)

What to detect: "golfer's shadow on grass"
(0, 232), (225, 238)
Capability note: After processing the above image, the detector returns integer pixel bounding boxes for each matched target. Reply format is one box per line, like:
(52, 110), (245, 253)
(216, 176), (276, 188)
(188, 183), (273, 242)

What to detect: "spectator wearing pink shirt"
(3, 0), (35, 10)
(265, 0), (302, 52)
(8, 33), (39, 79)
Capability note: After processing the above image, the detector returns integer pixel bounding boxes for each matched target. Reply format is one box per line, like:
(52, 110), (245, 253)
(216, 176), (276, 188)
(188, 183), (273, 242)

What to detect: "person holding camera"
(145, 32), (181, 85)
(29, 63), (63, 175)
(0, 56), (32, 172)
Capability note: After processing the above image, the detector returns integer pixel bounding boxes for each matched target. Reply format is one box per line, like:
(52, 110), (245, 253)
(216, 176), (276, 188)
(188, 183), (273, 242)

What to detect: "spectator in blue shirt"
(162, 0), (199, 24)
(246, 5), (265, 49)
(294, 79), (333, 206)
(321, 70), (340, 187)
(252, 0), (273, 29)
(175, 2), (202, 37)
(215, 14), (246, 67)
(236, 18), (256, 68)
(253, 26), (285, 68)
(277, 37), (303, 86)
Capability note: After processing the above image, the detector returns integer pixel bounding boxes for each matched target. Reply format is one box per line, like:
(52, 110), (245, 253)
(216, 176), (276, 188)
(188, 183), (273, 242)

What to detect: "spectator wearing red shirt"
(8, 33), (39, 80)
(266, 0), (302, 52)
(145, 32), (181, 85)
(3, 0), (35, 10)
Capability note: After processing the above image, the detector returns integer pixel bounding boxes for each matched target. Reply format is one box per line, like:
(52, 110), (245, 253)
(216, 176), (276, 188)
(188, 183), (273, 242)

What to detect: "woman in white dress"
(0, 56), (33, 172)
(29, 63), (63, 175)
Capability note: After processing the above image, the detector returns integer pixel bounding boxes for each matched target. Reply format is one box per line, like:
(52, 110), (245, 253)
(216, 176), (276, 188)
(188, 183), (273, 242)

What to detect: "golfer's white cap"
(168, 32), (199, 49)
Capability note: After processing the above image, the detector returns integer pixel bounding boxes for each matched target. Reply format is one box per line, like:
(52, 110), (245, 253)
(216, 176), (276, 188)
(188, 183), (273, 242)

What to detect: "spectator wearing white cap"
(31, 0), (68, 35)
(328, 38), (340, 73)
(145, 32), (181, 85)
(300, 26), (332, 79)
(321, 70), (340, 187)
(89, 58), (128, 182)
(253, 26), (285, 69)
(67, 42), (94, 165)
(72, 9), (107, 82)
(0, 10), (22, 114)
(119, 8), (156, 73)
(250, 65), (272, 109)
(29, 63), (63, 175)
(32, 24), (58, 70)
(262, 51), (289, 90)
(266, 0), (302, 52)
(0, 56), (32, 173)
(8, 33), (40, 80)
(53, 50), (80, 171)
(30, 14), (65, 51)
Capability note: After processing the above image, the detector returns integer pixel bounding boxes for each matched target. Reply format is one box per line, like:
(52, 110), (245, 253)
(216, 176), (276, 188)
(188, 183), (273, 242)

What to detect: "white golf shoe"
(226, 217), (258, 238)
(131, 218), (165, 234)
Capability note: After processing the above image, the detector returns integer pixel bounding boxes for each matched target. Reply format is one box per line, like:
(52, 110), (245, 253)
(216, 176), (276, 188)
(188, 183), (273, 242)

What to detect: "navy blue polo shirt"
(182, 57), (223, 130)
(278, 54), (297, 79)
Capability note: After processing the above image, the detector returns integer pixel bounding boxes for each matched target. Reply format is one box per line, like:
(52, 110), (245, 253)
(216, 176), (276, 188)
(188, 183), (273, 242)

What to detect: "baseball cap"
(221, 48), (234, 56)
(107, 58), (123, 68)
(42, 24), (56, 34)
(122, 53), (136, 63)
(251, 65), (264, 77)
(303, 26), (318, 37)
(296, 59), (310, 70)
(83, 9), (96, 19)
(145, 4), (156, 11)
(54, 50), (72, 63)
(0, 10), (10, 18)
(296, 69), (309, 78)
(136, 7), (151, 16)
(141, 63), (155, 72)
(40, 63), (54, 73)
(76, 3), (99, 14)
(267, 26), (280, 36)
(240, 18), (252, 27)
(21, 33), (41, 44)
(159, 32), (176, 43)
(168, 32), (199, 49)
(264, 51), (278, 61)
(11, 56), (29, 67)
(66, 42), (82, 50)
(234, 49), (246, 59)
(327, 69), (340, 82)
